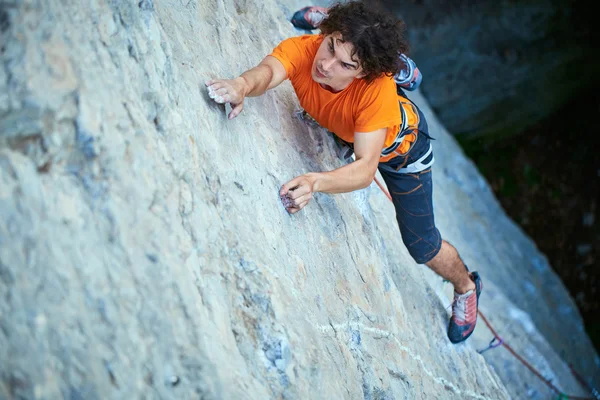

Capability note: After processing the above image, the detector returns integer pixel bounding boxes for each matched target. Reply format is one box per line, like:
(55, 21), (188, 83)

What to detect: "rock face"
(0, 1), (598, 399)
(382, 0), (600, 139)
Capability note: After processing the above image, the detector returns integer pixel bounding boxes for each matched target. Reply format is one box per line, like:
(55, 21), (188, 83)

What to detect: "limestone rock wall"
(0, 1), (597, 399)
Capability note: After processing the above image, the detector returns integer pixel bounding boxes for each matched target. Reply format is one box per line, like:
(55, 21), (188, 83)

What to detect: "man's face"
(312, 33), (365, 91)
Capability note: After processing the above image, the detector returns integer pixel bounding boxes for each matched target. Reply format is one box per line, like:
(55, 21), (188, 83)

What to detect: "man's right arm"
(205, 56), (287, 120)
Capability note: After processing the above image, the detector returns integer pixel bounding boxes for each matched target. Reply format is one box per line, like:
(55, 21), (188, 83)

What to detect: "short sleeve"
(269, 36), (316, 82)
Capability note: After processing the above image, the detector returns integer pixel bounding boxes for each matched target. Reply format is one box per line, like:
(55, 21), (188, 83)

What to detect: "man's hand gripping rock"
(280, 174), (318, 214)
(205, 77), (248, 120)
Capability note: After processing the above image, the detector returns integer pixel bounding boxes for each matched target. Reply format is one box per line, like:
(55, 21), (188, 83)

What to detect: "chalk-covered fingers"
(205, 78), (247, 119)
(206, 86), (229, 103)
(206, 79), (239, 103)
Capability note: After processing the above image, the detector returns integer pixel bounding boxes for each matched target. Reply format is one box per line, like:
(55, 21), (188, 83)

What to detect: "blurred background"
(377, 0), (600, 351)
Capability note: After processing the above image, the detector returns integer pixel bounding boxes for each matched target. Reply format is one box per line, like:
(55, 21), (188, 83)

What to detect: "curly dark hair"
(318, 1), (409, 83)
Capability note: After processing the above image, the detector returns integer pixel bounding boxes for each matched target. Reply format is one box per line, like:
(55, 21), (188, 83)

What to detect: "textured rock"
(382, 0), (600, 139)
(0, 1), (598, 399)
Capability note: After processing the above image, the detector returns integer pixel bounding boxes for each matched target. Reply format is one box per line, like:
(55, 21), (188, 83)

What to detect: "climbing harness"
(379, 143), (434, 174)
(380, 93), (434, 169)
(380, 98), (410, 157)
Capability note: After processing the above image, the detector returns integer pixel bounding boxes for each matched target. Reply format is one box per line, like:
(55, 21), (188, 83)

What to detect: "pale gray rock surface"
(0, 1), (597, 399)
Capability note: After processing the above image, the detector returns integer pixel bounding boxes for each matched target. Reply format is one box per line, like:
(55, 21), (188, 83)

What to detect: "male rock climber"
(206, 1), (482, 344)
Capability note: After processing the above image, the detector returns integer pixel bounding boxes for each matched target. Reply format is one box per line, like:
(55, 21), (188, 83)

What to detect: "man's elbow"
(355, 158), (379, 189)
(359, 170), (377, 189)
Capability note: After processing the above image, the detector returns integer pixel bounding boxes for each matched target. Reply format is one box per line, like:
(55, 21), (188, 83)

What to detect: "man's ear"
(357, 71), (366, 79)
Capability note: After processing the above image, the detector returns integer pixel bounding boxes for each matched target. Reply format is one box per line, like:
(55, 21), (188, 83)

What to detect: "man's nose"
(322, 58), (335, 71)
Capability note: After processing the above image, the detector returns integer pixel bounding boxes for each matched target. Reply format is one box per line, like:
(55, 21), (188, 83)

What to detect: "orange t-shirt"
(270, 35), (403, 161)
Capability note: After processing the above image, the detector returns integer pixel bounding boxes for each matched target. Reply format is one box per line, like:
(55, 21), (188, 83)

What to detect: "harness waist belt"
(380, 143), (434, 174)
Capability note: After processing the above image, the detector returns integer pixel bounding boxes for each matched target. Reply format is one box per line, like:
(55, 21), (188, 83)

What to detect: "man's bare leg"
(426, 240), (476, 294)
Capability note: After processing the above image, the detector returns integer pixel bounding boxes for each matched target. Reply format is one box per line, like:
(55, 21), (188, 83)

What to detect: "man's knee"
(403, 233), (442, 264)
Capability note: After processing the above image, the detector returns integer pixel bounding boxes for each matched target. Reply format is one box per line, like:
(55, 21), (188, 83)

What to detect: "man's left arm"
(280, 128), (386, 214)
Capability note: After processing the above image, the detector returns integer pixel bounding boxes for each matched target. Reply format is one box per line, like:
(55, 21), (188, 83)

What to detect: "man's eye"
(342, 63), (351, 69)
(328, 44), (334, 53)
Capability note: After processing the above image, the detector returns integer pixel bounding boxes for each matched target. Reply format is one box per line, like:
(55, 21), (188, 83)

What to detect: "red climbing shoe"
(447, 272), (482, 344)
(290, 6), (328, 30)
